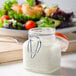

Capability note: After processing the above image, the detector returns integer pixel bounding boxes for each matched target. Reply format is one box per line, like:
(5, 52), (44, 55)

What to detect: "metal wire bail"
(27, 35), (41, 59)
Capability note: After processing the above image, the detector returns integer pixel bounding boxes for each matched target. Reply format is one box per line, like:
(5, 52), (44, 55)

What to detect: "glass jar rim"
(28, 28), (56, 36)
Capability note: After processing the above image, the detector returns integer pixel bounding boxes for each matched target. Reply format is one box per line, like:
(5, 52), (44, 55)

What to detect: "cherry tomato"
(25, 21), (36, 30)
(0, 15), (10, 22)
(35, 5), (42, 8)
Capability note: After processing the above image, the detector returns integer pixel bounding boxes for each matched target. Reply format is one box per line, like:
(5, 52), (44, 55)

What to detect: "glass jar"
(23, 28), (69, 74)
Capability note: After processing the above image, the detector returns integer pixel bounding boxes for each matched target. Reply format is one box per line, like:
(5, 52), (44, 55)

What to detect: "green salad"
(0, 0), (74, 30)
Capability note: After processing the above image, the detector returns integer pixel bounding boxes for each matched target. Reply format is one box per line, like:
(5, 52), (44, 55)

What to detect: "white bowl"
(0, 27), (76, 40)
(0, 28), (28, 39)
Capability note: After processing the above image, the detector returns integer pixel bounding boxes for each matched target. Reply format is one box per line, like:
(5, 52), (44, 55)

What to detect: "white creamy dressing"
(23, 38), (61, 74)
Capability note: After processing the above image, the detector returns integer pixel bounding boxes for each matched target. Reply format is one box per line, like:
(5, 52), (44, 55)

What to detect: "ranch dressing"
(23, 28), (65, 74)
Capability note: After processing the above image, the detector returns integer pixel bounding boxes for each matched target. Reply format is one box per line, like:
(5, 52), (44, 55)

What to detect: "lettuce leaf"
(0, 20), (3, 27)
(26, 0), (35, 7)
(4, 0), (18, 10)
(36, 17), (61, 28)
(8, 10), (38, 21)
(0, 0), (18, 17)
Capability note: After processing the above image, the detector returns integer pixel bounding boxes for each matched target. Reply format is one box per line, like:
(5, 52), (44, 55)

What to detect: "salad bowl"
(0, 28), (28, 39)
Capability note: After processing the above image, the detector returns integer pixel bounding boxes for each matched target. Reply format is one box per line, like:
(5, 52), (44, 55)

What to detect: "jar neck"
(28, 34), (56, 43)
(28, 28), (56, 43)
(40, 34), (56, 43)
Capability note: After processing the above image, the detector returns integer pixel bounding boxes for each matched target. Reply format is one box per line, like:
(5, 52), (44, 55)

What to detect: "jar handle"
(55, 32), (69, 52)
(27, 36), (41, 59)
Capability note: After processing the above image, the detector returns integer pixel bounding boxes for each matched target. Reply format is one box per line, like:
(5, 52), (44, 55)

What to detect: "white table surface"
(0, 54), (76, 76)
